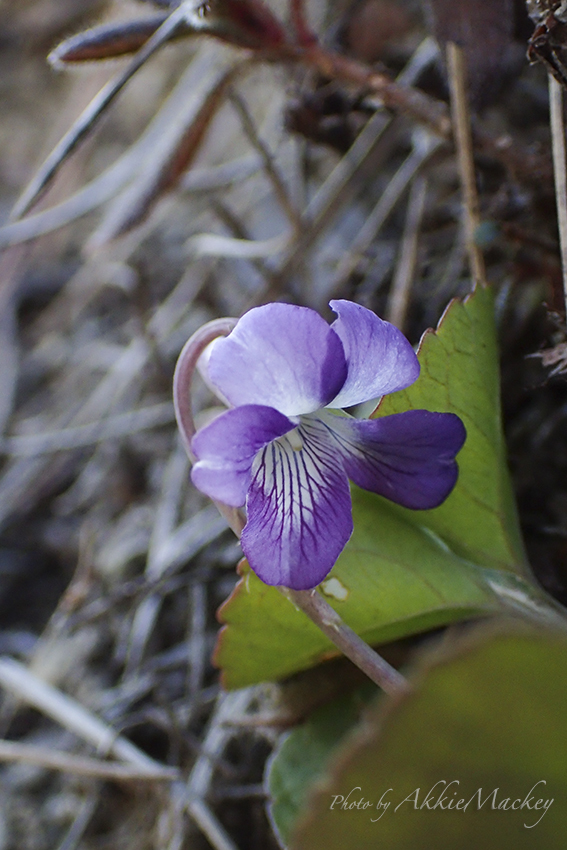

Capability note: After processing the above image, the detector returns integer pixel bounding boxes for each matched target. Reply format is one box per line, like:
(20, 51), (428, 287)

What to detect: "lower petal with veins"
(242, 425), (353, 589)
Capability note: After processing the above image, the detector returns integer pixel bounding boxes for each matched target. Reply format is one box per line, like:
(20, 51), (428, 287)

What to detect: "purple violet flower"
(186, 300), (466, 590)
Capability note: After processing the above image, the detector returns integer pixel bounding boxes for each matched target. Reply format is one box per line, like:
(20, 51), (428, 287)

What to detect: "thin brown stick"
(229, 89), (300, 232)
(447, 42), (487, 289)
(289, 0), (317, 46)
(387, 175), (428, 330)
(292, 44), (451, 140)
(280, 41), (550, 189)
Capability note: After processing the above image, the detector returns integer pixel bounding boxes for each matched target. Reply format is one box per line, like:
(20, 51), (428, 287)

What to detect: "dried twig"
(56, 794), (98, 850)
(0, 738), (178, 781)
(89, 54), (246, 246)
(11, 4), (195, 219)
(124, 440), (191, 675)
(386, 175), (428, 330)
(269, 38), (440, 299)
(229, 88), (300, 231)
(447, 42), (487, 289)
(188, 581), (208, 698)
(327, 133), (440, 299)
(0, 402), (175, 456)
(184, 689), (259, 850)
(288, 42), (451, 140)
(0, 657), (168, 772)
(0, 337), (149, 531)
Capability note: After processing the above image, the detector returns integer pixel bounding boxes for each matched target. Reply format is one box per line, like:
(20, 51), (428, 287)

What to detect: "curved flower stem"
(286, 589), (409, 695)
(174, 319), (409, 695)
(173, 317), (237, 455)
(173, 317), (245, 536)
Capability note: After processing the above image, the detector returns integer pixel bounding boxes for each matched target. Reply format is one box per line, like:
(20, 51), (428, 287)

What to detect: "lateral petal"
(241, 419), (353, 589)
(329, 299), (420, 408)
(319, 409), (466, 509)
(191, 405), (295, 507)
(208, 303), (347, 417)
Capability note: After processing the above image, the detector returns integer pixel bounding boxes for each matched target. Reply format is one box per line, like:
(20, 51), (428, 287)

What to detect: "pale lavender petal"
(318, 409), (466, 509)
(208, 303), (348, 417)
(191, 405), (294, 507)
(328, 299), (420, 408)
(241, 420), (353, 589)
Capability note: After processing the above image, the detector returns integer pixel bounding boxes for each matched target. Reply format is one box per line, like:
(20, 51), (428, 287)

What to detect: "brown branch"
(277, 42), (551, 188)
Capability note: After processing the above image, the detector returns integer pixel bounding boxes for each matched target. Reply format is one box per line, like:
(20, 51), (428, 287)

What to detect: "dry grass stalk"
(447, 41), (488, 289)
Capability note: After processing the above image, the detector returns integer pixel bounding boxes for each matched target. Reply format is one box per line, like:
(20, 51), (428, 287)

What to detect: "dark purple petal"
(191, 405), (294, 507)
(241, 420), (353, 589)
(328, 300), (420, 408)
(208, 303), (348, 417)
(318, 409), (466, 509)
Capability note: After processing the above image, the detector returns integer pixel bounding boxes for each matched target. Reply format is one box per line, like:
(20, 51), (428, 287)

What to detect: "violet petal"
(328, 299), (420, 408)
(319, 409), (466, 509)
(208, 303), (348, 417)
(241, 419), (353, 589)
(191, 405), (295, 507)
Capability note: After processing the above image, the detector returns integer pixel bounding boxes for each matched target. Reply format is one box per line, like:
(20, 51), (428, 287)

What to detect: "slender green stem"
(286, 589), (409, 695)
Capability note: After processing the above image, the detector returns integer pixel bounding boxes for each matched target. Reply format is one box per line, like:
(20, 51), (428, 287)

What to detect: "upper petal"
(191, 404), (294, 507)
(328, 300), (420, 408)
(318, 409), (466, 509)
(208, 303), (348, 417)
(241, 419), (353, 589)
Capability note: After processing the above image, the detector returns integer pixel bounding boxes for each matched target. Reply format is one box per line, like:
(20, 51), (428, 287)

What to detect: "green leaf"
(214, 287), (530, 689)
(215, 502), (502, 687)
(266, 683), (378, 848)
(291, 628), (567, 850)
(374, 285), (527, 573)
